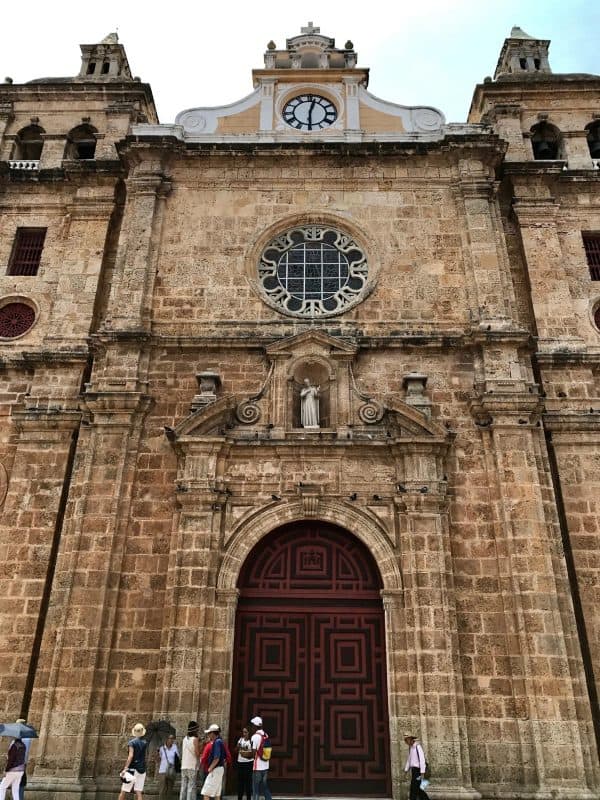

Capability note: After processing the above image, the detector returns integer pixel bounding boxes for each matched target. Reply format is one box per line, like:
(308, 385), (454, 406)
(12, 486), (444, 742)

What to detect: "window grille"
(7, 228), (47, 276)
(583, 233), (600, 281)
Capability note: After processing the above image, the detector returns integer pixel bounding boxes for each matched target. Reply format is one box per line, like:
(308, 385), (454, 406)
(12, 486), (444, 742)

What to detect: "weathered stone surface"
(0, 24), (599, 800)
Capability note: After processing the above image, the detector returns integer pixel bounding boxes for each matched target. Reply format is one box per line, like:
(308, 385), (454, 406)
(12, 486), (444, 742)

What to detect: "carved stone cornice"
(469, 388), (543, 428)
(82, 390), (153, 426)
(512, 197), (560, 226)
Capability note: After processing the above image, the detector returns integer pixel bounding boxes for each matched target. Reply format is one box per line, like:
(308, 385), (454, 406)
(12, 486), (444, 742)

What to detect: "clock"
(283, 94), (337, 131)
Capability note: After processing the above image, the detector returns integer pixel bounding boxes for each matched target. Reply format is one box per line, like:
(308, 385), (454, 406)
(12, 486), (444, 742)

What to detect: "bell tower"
(494, 25), (551, 79)
(78, 32), (133, 81)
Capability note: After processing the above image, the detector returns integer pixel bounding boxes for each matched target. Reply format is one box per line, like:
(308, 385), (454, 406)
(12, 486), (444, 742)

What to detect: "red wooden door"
(229, 523), (391, 796)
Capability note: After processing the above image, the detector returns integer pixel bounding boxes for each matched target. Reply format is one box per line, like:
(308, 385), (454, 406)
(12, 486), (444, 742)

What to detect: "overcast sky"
(1, 0), (598, 124)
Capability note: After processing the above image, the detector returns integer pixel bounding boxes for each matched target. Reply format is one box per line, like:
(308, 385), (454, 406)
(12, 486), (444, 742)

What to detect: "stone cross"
(301, 21), (320, 35)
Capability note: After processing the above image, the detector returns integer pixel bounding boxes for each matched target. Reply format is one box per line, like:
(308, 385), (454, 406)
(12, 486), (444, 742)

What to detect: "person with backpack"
(250, 717), (272, 800)
(200, 725), (226, 800)
(0, 737), (26, 800)
(403, 734), (430, 800)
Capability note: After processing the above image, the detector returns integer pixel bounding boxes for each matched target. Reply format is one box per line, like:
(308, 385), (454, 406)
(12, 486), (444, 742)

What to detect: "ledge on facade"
(126, 125), (505, 156)
(62, 158), (123, 176)
(535, 350), (600, 366)
(503, 159), (567, 176)
(0, 347), (89, 369)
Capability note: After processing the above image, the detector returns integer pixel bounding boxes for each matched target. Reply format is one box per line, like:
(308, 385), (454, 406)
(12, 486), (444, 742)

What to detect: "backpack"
(257, 732), (272, 761)
(223, 741), (233, 767)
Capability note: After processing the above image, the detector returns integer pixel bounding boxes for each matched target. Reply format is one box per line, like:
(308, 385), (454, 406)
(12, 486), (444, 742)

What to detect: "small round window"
(595, 304), (600, 332)
(258, 225), (368, 317)
(0, 302), (36, 338)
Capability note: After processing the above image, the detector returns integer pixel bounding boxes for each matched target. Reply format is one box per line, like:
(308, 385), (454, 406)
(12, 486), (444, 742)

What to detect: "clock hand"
(308, 99), (316, 127)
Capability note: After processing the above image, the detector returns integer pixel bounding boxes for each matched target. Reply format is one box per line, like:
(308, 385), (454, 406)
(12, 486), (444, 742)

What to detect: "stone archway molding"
(217, 497), (402, 593)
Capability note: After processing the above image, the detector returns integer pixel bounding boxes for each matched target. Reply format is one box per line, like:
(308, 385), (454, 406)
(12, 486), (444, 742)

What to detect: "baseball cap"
(205, 724), (220, 733)
(250, 716), (262, 726)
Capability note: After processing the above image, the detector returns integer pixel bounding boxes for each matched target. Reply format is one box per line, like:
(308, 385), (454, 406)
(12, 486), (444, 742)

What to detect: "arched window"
(65, 124), (97, 160)
(586, 121), (600, 160)
(12, 125), (44, 161)
(530, 121), (562, 160)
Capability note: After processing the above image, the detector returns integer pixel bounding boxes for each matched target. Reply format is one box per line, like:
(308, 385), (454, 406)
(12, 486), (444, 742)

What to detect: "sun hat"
(131, 723), (146, 737)
(250, 716), (262, 726)
(403, 733), (417, 739)
(205, 723), (220, 733)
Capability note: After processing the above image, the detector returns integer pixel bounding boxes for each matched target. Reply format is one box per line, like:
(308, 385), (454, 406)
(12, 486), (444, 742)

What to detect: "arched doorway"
(229, 521), (391, 796)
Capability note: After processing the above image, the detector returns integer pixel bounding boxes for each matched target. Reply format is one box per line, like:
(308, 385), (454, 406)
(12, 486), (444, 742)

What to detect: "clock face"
(283, 94), (337, 131)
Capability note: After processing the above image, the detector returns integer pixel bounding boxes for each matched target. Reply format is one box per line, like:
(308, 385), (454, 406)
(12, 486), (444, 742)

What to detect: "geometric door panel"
(230, 523), (391, 796)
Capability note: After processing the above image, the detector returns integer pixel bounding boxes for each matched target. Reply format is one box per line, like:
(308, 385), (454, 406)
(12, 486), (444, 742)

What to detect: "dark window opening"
(583, 233), (600, 281)
(101, 61), (110, 74)
(86, 62), (96, 75)
(65, 125), (97, 160)
(7, 228), (47, 276)
(520, 57), (527, 69)
(531, 121), (561, 160)
(586, 122), (600, 159)
(534, 58), (541, 70)
(13, 125), (44, 161)
(595, 306), (600, 332)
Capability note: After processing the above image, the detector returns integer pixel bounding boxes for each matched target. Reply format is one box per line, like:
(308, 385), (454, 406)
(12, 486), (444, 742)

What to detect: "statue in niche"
(300, 378), (320, 428)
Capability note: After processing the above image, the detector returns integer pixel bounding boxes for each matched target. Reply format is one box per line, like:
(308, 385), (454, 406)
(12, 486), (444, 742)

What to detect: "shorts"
(121, 769), (146, 793)
(201, 765), (224, 797)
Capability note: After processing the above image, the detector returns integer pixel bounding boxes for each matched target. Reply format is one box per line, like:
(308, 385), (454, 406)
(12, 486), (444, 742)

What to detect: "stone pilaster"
(469, 389), (596, 796)
(457, 169), (517, 328)
(562, 130), (595, 170)
(396, 486), (479, 799)
(0, 407), (80, 717)
(105, 156), (171, 332)
(512, 192), (586, 351)
(28, 390), (152, 795)
(486, 104), (529, 161)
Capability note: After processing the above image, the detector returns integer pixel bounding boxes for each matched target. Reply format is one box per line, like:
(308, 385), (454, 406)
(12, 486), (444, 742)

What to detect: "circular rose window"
(595, 305), (600, 332)
(258, 225), (368, 317)
(0, 302), (36, 338)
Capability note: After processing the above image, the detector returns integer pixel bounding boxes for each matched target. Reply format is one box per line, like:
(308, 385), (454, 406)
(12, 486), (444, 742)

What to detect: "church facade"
(0, 23), (599, 800)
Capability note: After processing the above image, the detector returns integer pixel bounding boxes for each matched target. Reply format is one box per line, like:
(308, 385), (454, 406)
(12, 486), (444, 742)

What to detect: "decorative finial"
(267, 40), (276, 50)
(345, 41), (354, 50)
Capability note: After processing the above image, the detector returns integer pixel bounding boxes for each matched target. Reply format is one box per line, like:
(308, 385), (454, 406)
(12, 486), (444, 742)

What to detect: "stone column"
(28, 390), (152, 795)
(105, 155), (171, 332)
(470, 390), (596, 795)
(512, 191), (586, 351)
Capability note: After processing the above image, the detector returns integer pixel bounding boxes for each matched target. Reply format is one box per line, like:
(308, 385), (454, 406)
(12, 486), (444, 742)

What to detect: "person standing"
(200, 725), (225, 800)
(235, 727), (253, 800)
(156, 735), (179, 800)
(119, 723), (148, 800)
(179, 721), (201, 800)
(250, 717), (272, 800)
(0, 737), (26, 800)
(403, 734), (430, 800)
(14, 720), (30, 800)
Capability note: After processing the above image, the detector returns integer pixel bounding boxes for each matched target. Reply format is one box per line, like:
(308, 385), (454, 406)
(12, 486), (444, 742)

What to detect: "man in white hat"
(119, 723), (148, 800)
(200, 725), (226, 800)
(250, 717), (272, 800)
(403, 734), (429, 800)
